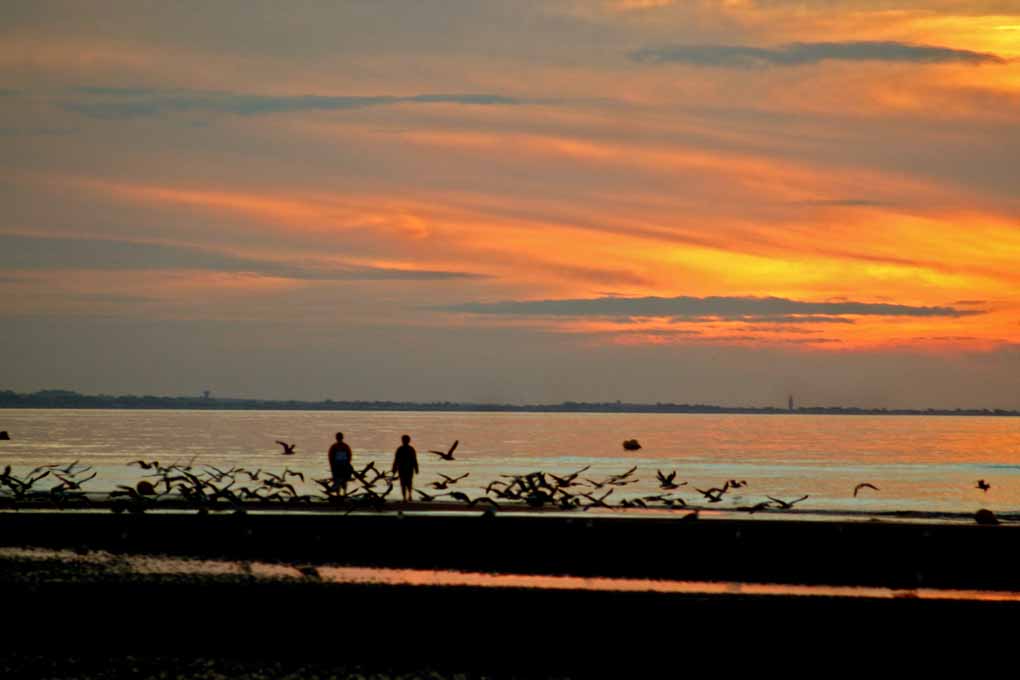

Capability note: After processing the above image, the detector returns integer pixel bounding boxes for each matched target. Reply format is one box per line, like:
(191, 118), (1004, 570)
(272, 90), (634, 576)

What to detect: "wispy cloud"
(65, 87), (529, 119)
(791, 198), (890, 207)
(0, 234), (483, 281)
(629, 41), (1006, 68)
(446, 295), (982, 319)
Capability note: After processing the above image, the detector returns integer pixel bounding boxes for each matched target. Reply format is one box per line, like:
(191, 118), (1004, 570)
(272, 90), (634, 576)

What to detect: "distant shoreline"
(1, 389), (1018, 416)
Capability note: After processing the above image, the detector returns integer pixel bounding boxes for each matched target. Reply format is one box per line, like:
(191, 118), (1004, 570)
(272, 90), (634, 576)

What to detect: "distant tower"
(203, 390), (211, 400)
(788, 394), (794, 412)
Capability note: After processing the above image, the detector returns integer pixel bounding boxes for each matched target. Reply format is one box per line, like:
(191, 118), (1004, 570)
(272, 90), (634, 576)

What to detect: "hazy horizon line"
(4, 389), (1018, 415)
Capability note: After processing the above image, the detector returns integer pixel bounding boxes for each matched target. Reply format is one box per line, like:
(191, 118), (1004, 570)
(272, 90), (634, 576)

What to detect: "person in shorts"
(328, 432), (353, 495)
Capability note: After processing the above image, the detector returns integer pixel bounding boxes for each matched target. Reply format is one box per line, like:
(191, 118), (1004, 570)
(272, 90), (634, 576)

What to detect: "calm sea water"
(1, 409), (1018, 517)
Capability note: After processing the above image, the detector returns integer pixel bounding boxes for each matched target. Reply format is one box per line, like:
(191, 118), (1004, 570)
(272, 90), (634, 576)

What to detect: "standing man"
(328, 432), (353, 496)
(392, 434), (419, 502)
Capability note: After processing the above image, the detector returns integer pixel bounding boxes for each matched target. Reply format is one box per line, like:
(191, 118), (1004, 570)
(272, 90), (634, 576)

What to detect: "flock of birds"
(0, 434), (1001, 516)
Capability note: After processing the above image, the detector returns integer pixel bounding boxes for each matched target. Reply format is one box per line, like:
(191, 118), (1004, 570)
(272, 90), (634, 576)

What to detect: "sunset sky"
(2, 1), (1019, 407)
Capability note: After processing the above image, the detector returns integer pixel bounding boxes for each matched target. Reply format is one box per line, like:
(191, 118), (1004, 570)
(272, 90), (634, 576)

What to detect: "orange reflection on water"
(4, 547), (1018, 603)
(309, 565), (1020, 603)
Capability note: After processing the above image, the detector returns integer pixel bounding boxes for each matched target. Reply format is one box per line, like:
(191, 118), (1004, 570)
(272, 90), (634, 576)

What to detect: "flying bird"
(607, 466), (639, 486)
(429, 440), (459, 460)
(656, 469), (684, 490)
(548, 465), (590, 487)
(853, 483), (879, 497)
(276, 441), (297, 455)
(447, 491), (471, 504)
(695, 482), (730, 503)
(415, 489), (447, 502)
(765, 495), (809, 509)
(54, 471), (97, 490)
(976, 479), (991, 492)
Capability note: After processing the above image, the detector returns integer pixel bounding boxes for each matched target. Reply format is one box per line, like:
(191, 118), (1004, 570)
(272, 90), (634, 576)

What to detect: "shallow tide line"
(3, 546), (1018, 603)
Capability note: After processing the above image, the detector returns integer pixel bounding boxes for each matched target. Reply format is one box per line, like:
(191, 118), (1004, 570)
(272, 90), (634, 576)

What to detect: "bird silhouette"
(548, 465), (590, 487)
(606, 466), (639, 486)
(238, 468), (262, 481)
(579, 489), (614, 510)
(429, 440), (459, 460)
(976, 479), (991, 492)
(656, 469), (684, 490)
(415, 489), (447, 502)
(766, 495), (809, 509)
(695, 482), (730, 503)
(276, 441), (296, 455)
(853, 483), (879, 497)
(54, 461), (89, 475)
(54, 471), (97, 490)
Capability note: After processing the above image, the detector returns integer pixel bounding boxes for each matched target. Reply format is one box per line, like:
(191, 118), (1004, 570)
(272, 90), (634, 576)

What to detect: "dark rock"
(975, 508), (999, 525)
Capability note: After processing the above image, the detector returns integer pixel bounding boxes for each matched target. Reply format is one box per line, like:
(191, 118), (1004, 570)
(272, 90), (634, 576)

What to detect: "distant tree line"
(0, 389), (1017, 416)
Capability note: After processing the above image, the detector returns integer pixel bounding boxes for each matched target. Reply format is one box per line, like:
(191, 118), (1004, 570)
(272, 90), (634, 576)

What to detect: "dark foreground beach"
(3, 509), (1020, 675)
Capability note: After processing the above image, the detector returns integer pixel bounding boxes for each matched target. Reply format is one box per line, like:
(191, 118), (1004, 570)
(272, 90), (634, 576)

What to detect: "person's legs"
(329, 464), (340, 496)
(399, 472), (412, 501)
(339, 466), (351, 496)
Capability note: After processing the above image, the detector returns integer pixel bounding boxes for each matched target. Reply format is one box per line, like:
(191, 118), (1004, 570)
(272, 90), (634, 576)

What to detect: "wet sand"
(2, 507), (1018, 588)
(3, 509), (1018, 672)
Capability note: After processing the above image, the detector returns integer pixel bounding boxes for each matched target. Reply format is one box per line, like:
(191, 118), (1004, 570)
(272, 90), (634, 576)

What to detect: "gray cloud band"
(629, 41), (1005, 68)
(0, 234), (482, 281)
(446, 295), (981, 319)
(66, 88), (526, 119)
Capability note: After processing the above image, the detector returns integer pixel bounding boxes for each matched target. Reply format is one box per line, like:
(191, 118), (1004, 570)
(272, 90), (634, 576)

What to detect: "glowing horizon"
(2, 1), (1019, 407)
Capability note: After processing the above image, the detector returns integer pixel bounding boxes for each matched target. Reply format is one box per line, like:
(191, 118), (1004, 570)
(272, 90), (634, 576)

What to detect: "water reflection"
(3, 546), (1018, 603)
(1, 409), (1017, 514)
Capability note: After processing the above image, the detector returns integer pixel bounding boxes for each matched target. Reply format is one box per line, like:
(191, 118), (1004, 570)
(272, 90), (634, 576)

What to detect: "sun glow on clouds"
(4, 0), (1020, 372)
(54, 149), (1020, 349)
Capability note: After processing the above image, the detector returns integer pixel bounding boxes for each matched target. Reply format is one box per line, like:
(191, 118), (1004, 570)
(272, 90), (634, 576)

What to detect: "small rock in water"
(0, 430), (9, 440)
(975, 508), (999, 525)
(622, 438), (642, 451)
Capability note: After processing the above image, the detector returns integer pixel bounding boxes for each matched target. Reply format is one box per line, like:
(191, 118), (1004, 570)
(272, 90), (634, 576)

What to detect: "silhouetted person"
(392, 434), (419, 502)
(328, 432), (353, 495)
